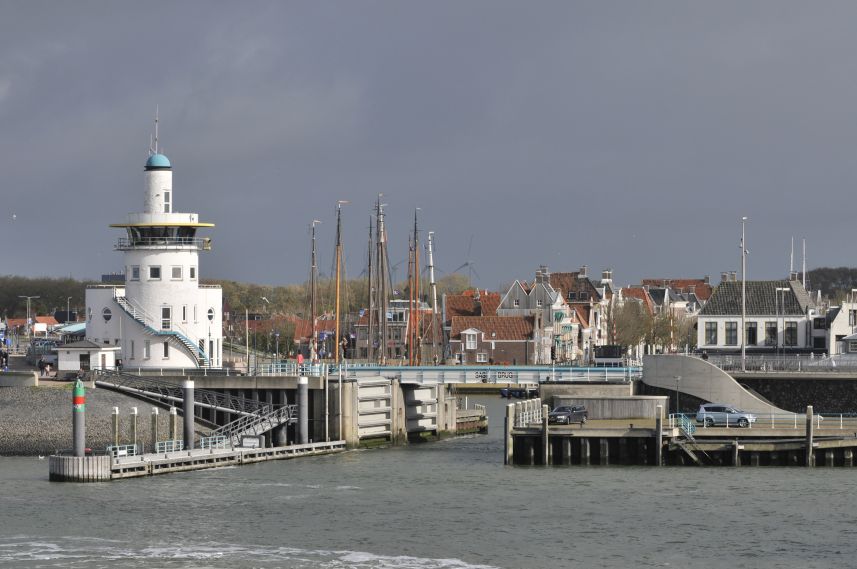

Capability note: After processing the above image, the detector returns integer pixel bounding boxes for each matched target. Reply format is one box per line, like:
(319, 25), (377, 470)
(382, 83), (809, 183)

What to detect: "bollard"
(805, 405), (814, 467)
(151, 407), (159, 450)
(72, 380), (86, 457)
(298, 376), (309, 444)
(542, 404), (550, 465)
(112, 406), (120, 447)
(505, 403), (514, 465)
(183, 380), (195, 450)
(130, 407), (138, 453)
(169, 406), (178, 441)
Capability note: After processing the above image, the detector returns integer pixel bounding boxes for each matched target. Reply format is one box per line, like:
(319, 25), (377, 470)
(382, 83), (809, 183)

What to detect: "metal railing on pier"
(668, 412), (857, 431)
(156, 440), (184, 453)
(700, 353), (857, 373)
(106, 444), (138, 457)
(513, 398), (544, 427)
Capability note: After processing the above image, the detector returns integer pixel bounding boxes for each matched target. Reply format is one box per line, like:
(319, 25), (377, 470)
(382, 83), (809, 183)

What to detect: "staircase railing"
(210, 404), (297, 445)
(114, 294), (209, 365)
(93, 370), (270, 415)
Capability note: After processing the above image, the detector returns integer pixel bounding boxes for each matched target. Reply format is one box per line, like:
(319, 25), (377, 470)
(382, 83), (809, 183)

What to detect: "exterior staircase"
(114, 295), (209, 366)
(210, 405), (297, 447)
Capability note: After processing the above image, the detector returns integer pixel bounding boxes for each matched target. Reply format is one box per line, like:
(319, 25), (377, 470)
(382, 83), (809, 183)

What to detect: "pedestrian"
(38, 359), (45, 376)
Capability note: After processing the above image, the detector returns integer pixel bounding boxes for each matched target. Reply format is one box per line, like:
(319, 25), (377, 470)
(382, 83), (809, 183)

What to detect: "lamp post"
(740, 217), (748, 372)
(18, 296), (40, 338)
(775, 287), (790, 365)
(67, 297), (73, 323)
(275, 332), (280, 365)
(674, 375), (681, 415)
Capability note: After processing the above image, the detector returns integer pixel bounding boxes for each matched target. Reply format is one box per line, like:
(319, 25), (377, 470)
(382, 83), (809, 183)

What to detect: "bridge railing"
(669, 412), (857, 431)
(700, 354), (857, 373)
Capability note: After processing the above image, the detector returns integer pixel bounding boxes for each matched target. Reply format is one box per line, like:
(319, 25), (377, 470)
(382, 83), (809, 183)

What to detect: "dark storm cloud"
(2, 1), (857, 290)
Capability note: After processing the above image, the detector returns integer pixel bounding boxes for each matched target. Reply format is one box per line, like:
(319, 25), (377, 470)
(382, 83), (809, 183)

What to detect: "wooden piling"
(732, 440), (740, 467)
(580, 438), (590, 466)
(505, 404), (514, 465)
(542, 404), (550, 466)
(805, 405), (814, 467)
(655, 404), (663, 467)
(599, 438), (609, 466)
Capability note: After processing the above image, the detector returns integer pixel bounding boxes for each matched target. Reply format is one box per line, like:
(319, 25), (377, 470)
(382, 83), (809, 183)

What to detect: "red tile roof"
(449, 315), (534, 341)
(445, 291), (500, 320)
(35, 316), (59, 325)
(549, 272), (600, 301)
(572, 305), (590, 328)
(621, 287), (655, 315)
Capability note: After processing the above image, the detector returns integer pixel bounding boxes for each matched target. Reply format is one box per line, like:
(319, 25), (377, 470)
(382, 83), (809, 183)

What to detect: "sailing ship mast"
(375, 195), (390, 365)
(408, 232), (415, 365)
(427, 231), (439, 364)
(366, 216), (375, 363)
(310, 220), (320, 362)
(334, 200), (348, 364)
(412, 209), (421, 366)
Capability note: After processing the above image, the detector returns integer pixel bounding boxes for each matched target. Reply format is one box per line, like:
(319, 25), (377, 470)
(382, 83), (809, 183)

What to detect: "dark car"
(548, 405), (588, 425)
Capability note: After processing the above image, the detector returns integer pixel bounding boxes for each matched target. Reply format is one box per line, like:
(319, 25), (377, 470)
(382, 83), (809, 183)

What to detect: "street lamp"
(275, 332), (280, 364)
(18, 296), (40, 338)
(775, 287), (790, 363)
(674, 375), (681, 415)
(740, 217), (748, 372)
(67, 297), (73, 323)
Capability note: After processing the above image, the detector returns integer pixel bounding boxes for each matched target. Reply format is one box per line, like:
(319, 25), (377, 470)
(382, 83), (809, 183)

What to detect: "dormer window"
(514, 299), (520, 307)
(464, 332), (477, 350)
(568, 292), (576, 300)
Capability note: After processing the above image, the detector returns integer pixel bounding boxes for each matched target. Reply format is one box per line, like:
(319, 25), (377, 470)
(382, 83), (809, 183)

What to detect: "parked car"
(548, 405), (588, 425)
(696, 403), (756, 428)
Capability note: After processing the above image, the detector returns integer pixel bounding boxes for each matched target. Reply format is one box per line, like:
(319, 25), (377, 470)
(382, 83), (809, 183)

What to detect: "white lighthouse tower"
(85, 133), (222, 369)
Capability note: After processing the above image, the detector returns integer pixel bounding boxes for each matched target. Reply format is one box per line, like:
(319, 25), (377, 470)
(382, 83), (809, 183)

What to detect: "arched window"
(102, 307), (112, 322)
(207, 308), (215, 322)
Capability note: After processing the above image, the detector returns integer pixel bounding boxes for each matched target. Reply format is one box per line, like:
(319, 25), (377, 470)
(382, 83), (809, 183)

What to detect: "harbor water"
(1, 396), (856, 568)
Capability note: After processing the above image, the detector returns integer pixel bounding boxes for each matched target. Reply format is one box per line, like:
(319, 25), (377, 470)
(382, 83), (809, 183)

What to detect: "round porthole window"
(102, 307), (112, 322)
(207, 308), (215, 322)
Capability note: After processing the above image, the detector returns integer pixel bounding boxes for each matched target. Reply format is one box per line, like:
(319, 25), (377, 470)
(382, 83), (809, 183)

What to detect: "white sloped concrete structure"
(85, 151), (222, 369)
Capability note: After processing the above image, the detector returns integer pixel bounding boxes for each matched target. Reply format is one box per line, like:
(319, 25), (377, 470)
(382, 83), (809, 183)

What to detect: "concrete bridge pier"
(183, 380), (195, 450)
(298, 376), (309, 444)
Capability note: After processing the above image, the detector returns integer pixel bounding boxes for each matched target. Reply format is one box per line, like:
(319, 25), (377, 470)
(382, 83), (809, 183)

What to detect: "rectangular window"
(850, 310), (857, 327)
(161, 306), (171, 330)
(725, 322), (738, 346)
(465, 334), (477, 350)
(765, 322), (777, 346)
(130, 340), (135, 360)
(190, 266), (197, 280)
(537, 299), (543, 308)
(171, 266), (182, 280)
(149, 266), (161, 280)
(476, 352), (488, 363)
(144, 340), (151, 359)
(568, 292), (576, 300)
(513, 299), (520, 307)
(849, 341), (857, 353)
(194, 305), (198, 323)
(813, 317), (827, 330)
(705, 322), (717, 345)
(130, 266), (140, 280)
(746, 322), (758, 346)
(163, 191), (171, 214)
(163, 341), (169, 358)
(785, 322), (798, 346)
(182, 305), (188, 323)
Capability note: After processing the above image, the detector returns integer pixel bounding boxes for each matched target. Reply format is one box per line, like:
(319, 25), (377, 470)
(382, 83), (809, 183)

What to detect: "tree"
(614, 301), (651, 349)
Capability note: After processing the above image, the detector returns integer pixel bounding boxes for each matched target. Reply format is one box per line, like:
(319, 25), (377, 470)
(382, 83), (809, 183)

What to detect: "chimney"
(602, 269), (613, 283)
(721, 272), (729, 283)
(789, 271), (799, 281)
(704, 275), (710, 285)
(579, 265), (588, 279)
(730, 271), (737, 282)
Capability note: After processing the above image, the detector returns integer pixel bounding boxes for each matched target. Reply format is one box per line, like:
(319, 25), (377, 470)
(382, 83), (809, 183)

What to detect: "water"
(2, 396), (857, 568)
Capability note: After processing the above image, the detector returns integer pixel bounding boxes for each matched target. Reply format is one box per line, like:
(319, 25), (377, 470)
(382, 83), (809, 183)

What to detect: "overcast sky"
(2, 2), (856, 291)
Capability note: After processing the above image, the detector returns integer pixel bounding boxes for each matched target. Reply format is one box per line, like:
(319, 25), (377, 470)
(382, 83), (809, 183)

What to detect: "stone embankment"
(0, 384), (199, 456)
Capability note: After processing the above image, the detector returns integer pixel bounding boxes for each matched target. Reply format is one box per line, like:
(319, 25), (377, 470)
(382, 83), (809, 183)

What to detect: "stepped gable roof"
(641, 278), (713, 301)
(621, 287), (655, 315)
(445, 290), (500, 319)
(700, 280), (815, 316)
(449, 315), (534, 341)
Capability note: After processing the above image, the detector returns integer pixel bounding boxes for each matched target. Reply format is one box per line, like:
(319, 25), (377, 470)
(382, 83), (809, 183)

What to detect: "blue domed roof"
(145, 153), (171, 169)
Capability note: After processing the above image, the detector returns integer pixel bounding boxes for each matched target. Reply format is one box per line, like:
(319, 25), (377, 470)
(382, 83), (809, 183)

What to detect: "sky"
(2, 1), (857, 291)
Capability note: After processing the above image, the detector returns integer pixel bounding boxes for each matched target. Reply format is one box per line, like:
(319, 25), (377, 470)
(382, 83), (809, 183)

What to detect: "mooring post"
(151, 407), (159, 450)
(183, 379), (195, 450)
(72, 379), (85, 457)
(298, 376), (309, 444)
(505, 403), (514, 465)
(169, 406), (178, 441)
(130, 407), (138, 453)
(112, 406), (120, 447)
(542, 404), (550, 465)
(655, 404), (664, 467)
(732, 440), (740, 467)
(805, 405), (814, 467)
